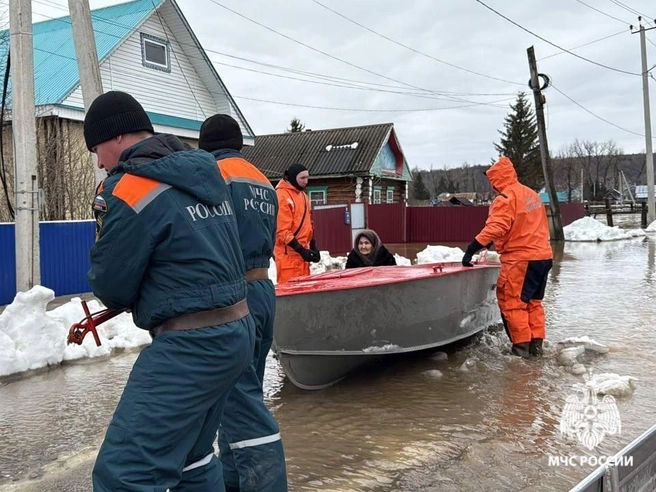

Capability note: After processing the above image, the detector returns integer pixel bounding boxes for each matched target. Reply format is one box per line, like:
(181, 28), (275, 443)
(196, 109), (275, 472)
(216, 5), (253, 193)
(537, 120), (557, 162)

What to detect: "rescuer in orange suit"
(275, 163), (320, 283)
(461, 156), (553, 358)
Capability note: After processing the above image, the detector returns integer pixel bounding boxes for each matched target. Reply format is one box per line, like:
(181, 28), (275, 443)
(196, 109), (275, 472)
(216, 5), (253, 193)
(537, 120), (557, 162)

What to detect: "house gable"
(0, 0), (253, 141)
(368, 129), (412, 182)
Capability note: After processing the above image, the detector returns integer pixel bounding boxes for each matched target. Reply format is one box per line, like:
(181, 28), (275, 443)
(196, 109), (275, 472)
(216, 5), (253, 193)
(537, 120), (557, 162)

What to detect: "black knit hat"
(198, 114), (243, 152)
(284, 163), (308, 190)
(83, 91), (154, 151)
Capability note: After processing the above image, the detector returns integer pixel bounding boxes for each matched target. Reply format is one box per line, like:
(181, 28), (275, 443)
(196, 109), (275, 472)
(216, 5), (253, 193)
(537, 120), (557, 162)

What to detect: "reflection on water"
(3, 238), (656, 491)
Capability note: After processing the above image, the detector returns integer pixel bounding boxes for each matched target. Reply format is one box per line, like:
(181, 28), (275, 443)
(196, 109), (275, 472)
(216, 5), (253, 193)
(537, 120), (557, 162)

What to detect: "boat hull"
(274, 263), (501, 390)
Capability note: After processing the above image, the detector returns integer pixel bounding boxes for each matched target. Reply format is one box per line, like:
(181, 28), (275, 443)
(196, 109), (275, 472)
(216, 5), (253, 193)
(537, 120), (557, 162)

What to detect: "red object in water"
(66, 300), (126, 346)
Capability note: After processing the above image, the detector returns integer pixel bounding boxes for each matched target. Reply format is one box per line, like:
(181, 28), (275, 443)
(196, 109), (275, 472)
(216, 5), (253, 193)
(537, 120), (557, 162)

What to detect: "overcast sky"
(23, 0), (656, 169)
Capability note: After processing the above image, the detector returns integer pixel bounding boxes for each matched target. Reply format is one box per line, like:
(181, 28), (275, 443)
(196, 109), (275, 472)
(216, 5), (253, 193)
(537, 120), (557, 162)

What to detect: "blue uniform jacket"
(88, 135), (246, 330)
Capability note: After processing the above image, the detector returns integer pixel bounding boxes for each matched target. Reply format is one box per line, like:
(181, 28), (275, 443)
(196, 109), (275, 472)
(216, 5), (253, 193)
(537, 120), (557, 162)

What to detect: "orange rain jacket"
(476, 157), (552, 262)
(274, 179), (314, 283)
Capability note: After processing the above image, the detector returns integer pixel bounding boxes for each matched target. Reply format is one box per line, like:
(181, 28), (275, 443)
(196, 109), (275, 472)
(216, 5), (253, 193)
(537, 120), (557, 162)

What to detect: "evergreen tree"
(494, 92), (543, 190)
(287, 117), (305, 133)
(412, 170), (431, 200)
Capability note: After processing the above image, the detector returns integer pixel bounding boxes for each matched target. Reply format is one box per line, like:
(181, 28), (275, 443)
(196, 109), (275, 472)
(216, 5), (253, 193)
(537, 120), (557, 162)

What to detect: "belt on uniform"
(245, 268), (269, 282)
(150, 299), (249, 338)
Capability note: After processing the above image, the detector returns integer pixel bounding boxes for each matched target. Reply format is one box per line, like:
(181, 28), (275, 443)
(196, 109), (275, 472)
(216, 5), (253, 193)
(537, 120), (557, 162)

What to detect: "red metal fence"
(313, 202), (586, 255)
(560, 203), (585, 226)
(407, 206), (490, 243)
(367, 203), (405, 244)
(312, 206), (353, 255)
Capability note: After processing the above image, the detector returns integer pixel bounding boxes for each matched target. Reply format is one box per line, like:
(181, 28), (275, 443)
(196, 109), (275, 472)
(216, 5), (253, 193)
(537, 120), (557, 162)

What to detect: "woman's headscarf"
(353, 229), (382, 266)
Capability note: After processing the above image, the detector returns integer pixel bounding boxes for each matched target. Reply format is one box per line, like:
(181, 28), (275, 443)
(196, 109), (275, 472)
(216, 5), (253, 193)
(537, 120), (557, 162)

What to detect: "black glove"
(301, 248), (321, 263)
(462, 239), (484, 267)
(310, 238), (318, 253)
(288, 238), (321, 263)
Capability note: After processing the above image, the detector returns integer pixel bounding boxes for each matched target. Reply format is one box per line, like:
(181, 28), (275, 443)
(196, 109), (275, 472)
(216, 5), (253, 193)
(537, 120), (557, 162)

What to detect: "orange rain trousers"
(497, 259), (552, 344)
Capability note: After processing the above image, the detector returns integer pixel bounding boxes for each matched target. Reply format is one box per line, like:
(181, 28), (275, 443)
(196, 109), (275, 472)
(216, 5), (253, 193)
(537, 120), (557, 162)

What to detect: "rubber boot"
(529, 338), (544, 357)
(511, 342), (531, 359)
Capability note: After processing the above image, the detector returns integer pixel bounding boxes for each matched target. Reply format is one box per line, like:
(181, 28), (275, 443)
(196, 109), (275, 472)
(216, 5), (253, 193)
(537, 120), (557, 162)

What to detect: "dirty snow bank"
(565, 217), (645, 242)
(0, 286), (149, 378)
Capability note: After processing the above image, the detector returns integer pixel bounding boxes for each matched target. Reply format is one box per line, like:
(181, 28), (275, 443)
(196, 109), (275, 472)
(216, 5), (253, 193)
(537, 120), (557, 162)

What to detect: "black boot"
(529, 338), (544, 357)
(511, 342), (531, 358)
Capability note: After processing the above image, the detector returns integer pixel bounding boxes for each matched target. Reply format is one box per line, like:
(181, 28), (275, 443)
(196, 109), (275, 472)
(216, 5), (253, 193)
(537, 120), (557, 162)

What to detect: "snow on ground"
(646, 219), (656, 233)
(564, 217), (646, 242)
(0, 286), (148, 378)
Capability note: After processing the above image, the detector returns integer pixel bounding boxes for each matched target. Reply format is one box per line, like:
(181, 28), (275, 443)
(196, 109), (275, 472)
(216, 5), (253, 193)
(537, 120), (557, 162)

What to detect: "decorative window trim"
(307, 186), (328, 205)
(373, 186), (382, 205)
(141, 33), (171, 73)
(386, 187), (394, 204)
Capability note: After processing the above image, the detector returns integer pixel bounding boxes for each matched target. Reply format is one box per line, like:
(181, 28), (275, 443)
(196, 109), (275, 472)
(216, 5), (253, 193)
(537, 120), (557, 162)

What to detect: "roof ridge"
(255, 122), (393, 138)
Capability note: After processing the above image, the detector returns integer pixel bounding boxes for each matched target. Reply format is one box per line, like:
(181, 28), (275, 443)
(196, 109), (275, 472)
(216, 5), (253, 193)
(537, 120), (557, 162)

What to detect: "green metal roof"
(0, 0), (162, 106)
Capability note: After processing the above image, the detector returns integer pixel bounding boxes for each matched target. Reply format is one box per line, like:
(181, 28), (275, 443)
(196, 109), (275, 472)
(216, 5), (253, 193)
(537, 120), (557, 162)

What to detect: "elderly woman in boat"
(345, 229), (397, 269)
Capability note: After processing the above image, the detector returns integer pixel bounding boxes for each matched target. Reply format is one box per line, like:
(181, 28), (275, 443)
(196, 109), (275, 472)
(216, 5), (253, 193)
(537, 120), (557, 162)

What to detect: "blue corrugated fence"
(0, 220), (95, 305)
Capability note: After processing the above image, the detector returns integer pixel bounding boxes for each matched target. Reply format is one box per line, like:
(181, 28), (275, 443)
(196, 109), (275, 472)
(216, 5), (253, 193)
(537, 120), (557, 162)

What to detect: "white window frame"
(386, 187), (394, 204)
(373, 188), (382, 204)
(141, 33), (171, 72)
(309, 190), (327, 206)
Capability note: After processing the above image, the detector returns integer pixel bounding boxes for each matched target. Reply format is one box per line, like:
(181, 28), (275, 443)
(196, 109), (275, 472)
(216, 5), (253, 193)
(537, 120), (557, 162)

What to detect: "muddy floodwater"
(2, 238), (656, 491)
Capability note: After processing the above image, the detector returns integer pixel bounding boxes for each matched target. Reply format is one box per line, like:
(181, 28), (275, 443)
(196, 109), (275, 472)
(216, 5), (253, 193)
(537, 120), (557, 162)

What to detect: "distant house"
(0, 0), (253, 221)
(539, 191), (569, 204)
(241, 123), (412, 206)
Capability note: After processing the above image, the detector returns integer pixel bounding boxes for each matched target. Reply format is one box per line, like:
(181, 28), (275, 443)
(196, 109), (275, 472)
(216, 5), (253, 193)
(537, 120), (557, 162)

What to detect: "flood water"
(2, 237), (656, 491)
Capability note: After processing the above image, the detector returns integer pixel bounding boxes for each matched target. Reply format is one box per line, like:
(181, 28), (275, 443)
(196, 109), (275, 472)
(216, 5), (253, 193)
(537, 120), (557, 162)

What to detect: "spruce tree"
(287, 117), (305, 133)
(412, 170), (431, 200)
(494, 92), (543, 190)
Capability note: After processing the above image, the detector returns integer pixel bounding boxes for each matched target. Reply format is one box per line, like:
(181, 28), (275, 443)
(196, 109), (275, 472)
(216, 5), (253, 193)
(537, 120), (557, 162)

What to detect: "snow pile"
(646, 220), (656, 232)
(564, 217), (645, 242)
(0, 286), (150, 377)
(415, 245), (498, 265)
(394, 254), (412, 266)
(311, 250), (348, 275)
(556, 336), (609, 354)
(585, 373), (637, 397)
(416, 245), (464, 264)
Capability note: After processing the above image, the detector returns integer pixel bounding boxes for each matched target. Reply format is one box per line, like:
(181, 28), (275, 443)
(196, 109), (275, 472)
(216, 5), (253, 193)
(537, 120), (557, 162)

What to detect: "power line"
(233, 95), (509, 112)
(574, 0), (631, 24)
(608, 0), (655, 22)
(538, 29), (627, 60)
(474, 0), (641, 76)
(205, 0), (515, 105)
(213, 59), (514, 103)
(309, 0), (524, 86)
(29, 1), (517, 100)
(550, 83), (647, 137)
(25, 11), (516, 107)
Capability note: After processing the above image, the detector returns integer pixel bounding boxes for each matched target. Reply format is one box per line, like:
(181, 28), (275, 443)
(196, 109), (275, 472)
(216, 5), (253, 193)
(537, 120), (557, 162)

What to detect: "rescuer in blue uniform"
(199, 114), (287, 492)
(84, 91), (255, 491)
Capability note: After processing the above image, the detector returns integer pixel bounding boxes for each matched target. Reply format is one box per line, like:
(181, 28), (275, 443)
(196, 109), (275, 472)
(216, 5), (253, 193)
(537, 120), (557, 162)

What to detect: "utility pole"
(68, 0), (105, 185)
(632, 19), (656, 224)
(10, 0), (40, 292)
(527, 46), (564, 241)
